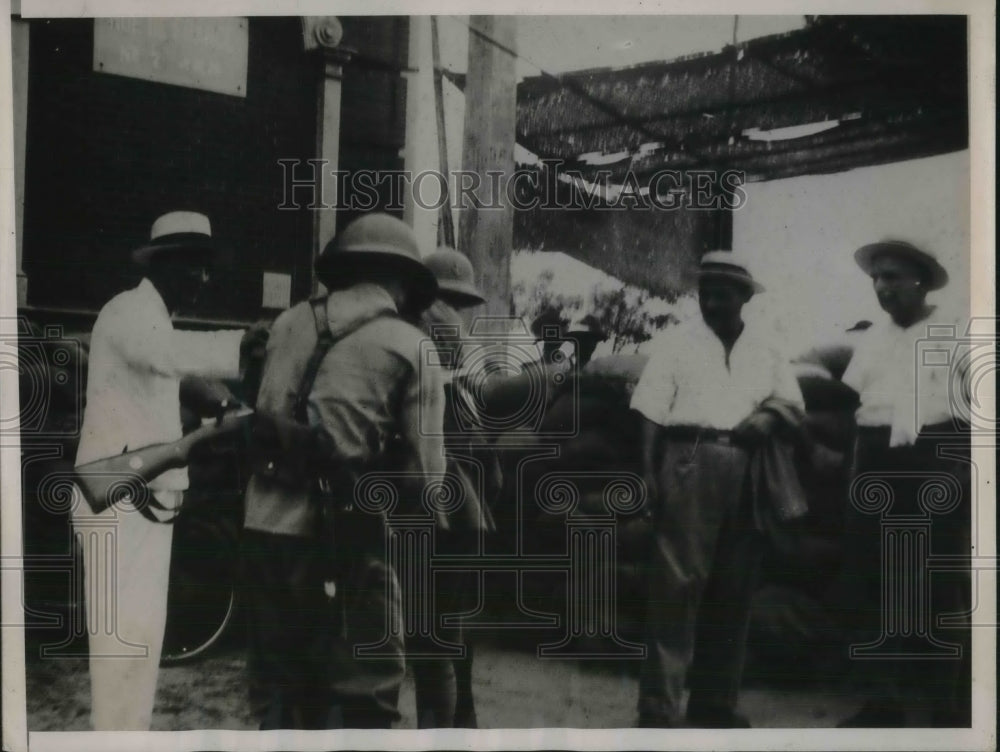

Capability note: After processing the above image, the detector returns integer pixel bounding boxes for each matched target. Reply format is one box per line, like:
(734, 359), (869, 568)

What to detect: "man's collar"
(694, 314), (745, 344)
(888, 303), (937, 331)
(138, 277), (170, 318)
(323, 282), (399, 337)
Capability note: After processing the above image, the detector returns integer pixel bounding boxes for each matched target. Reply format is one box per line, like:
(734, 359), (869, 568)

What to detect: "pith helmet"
(316, 213), (438, 311)
(424, 247), (486, 308)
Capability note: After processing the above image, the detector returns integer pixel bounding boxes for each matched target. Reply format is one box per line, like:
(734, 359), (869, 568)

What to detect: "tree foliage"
(589, 286), (677, 354)
(512, 271), (677, 354)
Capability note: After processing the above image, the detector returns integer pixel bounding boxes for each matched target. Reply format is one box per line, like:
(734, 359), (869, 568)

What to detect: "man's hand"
(180, 376), (238, 419)
(240, 320), (271, 364)
(639, 469), (659, 521)
(732, 410), (778, 447)
(638, 416), (662, 520)
(239, 320), (272, 404)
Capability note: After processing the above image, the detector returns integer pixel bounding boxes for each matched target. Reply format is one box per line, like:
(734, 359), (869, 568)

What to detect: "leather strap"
(136, 490), (182, 524)
(293, 299), (337, 423)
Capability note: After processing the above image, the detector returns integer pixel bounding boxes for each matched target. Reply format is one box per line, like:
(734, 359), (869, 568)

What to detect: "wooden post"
(302, 17), (351, 295)
(458, 16), (517, 319)
(431, 16), (455, 249)
(3, 9), (30, 748)
(12, 18), (29, 306)
(315, 56), (346, 272)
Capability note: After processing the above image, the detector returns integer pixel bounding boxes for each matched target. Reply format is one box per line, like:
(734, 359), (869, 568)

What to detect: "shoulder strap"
(292, 298), (399, 424)
(136, 492), (182, 524)
(293, 299), (337, 423)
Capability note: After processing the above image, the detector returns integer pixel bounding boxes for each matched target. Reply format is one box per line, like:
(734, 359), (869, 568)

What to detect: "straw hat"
(853, 239), (949, 291)
(131, 211), (215, 266)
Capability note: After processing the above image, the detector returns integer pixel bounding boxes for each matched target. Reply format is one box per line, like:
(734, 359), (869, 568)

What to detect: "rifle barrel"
(73, 410), (253, 513)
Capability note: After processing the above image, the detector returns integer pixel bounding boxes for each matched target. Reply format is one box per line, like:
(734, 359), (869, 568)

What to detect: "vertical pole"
(711, 14), (740, 253)
(2, 10), (29, 744)
(302, 16), (351, 295)
(431, 17), (455, 249)
(402, 16), (437, 251)
(12, 18), (29, 305)
(314, 55), (346, 295)
(458, 16), (517, 318)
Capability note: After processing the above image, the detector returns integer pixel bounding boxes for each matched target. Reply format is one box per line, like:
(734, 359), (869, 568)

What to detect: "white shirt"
(841, 306), (967, 446)
(630, 316), (803, 430)
(76, 278), (243, 492)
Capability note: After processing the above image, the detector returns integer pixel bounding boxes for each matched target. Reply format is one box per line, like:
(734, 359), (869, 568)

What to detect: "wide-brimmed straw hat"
(853, 239), (949, 291)
(131, 211), (216, 266)
(698, 250), (765, 294)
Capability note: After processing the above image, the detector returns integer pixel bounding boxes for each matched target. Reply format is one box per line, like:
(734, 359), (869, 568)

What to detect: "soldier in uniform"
(241, 213), (446, 729)
(409, 247), (502, 728)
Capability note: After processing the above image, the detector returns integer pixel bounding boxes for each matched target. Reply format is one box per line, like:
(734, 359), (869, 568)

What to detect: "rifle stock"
(74, 410), (253, 514)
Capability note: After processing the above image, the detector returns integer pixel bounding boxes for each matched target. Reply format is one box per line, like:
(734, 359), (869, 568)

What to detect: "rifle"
(74, 408), (254, 515)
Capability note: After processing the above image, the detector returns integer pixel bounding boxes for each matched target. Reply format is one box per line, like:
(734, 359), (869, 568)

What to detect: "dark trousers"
(638, 437), (761, 726)
(406, 535), (479, 728)
(242, 528), (405, 729)
(837, 426), (972, 725)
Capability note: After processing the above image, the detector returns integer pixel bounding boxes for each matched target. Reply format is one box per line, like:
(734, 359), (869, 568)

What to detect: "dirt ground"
(25, 637), (860, 731)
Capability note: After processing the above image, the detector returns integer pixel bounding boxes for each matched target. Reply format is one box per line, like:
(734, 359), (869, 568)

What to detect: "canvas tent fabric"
(512, 16), (967, 182)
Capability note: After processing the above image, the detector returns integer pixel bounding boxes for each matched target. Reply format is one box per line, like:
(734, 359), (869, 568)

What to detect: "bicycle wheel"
(161, 496), (242, 666)
(161, 586), (238, 665)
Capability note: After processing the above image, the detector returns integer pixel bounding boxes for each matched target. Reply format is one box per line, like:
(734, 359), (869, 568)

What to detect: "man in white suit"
(73, 211), (252, 730)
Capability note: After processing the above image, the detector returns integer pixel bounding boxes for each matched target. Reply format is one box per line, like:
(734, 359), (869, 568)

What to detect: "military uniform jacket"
(244, 284), (446, 537)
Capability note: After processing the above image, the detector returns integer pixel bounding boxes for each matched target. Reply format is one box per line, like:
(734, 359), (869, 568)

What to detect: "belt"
(662, 426), (734, 444)
(857, 421), (968, 438)
(856, 425), (892, 437)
